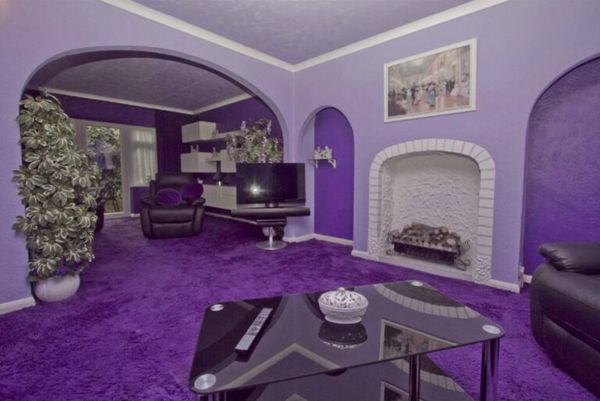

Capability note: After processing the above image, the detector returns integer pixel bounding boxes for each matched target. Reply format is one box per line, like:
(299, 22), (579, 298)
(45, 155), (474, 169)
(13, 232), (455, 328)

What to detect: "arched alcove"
(523, 56), (600, 274)
(294, 106), (354, 241)
(314, 108), (354, 241)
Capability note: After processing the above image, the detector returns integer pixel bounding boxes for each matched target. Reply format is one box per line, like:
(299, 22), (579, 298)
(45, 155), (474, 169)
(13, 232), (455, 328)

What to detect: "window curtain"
(128, 127), (157, 186)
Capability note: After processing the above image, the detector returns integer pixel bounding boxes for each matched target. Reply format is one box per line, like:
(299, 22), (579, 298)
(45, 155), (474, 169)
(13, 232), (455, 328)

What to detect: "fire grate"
(386, 223), (470, 270)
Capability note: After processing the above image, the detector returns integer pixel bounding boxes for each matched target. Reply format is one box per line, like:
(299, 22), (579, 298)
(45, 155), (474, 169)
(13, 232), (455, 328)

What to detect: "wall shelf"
(182, 150), (236, 173)
(309, 146), (336, 168)
(183, 129), (243, 144)
(308, 158), (337, 168)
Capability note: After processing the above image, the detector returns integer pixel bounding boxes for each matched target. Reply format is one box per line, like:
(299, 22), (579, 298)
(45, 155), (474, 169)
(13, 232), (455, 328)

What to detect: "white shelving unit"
(180, 121), (239, 173)
(182, 121), (217, 143)
(203, 184), (237, 210)
(182, 120), (242, 143)
(181, 152), (217, 173)
(180, 150), (236, 173)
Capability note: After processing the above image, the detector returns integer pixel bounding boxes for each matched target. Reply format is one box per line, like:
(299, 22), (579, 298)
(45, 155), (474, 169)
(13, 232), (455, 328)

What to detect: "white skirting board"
(284, 233), (353, 246)
(0, 296), (36, 315)
(351, 249), (522, 293)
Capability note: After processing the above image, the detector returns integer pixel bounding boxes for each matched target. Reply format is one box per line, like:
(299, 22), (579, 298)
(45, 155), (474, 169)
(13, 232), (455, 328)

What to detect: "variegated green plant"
(13, 91), (101, 280)
(225, 118), (282, 163)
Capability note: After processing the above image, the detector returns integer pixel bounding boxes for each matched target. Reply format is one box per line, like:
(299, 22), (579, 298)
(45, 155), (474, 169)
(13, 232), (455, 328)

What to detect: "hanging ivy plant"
(13, 91), (101, 281)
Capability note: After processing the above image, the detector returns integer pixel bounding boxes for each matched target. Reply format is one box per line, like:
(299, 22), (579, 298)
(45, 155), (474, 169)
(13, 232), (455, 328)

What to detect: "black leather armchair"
(530, 243), (600, 397)
(140, 173), (205, 239)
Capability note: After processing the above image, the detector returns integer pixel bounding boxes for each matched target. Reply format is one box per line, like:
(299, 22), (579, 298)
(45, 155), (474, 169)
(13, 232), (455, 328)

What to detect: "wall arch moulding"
(20, 46), (291, 150)
(366, 138), (496, 284)
(294, 104), (355, 160)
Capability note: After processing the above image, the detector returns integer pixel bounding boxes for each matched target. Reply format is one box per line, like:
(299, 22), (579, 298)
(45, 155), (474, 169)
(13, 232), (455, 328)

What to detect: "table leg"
(480, 338), (500, 401)
(408, 355), (421, 401)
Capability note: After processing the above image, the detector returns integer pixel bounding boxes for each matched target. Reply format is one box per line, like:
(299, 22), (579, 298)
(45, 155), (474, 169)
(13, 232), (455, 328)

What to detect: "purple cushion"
(181, 182), (204, 202)
(155, 188), (182, 206)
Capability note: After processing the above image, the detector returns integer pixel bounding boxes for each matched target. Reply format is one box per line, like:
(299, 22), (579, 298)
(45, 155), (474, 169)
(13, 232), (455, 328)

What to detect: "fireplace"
(367, 139), (496, 283)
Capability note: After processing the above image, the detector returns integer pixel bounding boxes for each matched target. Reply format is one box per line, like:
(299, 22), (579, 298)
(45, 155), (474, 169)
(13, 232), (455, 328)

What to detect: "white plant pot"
(34, 274), (80, 302)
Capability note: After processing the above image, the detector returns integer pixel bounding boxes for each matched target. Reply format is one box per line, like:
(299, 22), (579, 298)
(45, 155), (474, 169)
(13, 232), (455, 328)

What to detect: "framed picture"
(379, 319), (455, 359)
(380, 381), (422, 401)
(384, 38), (477, 122)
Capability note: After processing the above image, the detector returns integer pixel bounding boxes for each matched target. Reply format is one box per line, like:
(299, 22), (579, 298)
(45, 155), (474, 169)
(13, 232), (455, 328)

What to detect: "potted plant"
(225, 118), (282, 163)
(13, 91), (101, 302)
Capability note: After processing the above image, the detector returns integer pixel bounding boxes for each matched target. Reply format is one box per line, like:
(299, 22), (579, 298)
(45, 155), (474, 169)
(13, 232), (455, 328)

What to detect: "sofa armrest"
(539, 243), (600, 275)
(141, 197), (156, 207)
(190, 197), (206, 207)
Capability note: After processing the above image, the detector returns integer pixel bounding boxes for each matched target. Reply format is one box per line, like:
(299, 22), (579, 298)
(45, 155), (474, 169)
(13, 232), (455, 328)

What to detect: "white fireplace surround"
(367, 139), (496, 284)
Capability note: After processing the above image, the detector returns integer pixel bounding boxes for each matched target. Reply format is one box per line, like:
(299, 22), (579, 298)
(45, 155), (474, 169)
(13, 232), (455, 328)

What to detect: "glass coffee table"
(189, 280), (503, 401)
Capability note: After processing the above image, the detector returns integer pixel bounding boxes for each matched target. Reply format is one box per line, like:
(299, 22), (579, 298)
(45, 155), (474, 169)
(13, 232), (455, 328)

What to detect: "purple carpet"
(0, 217), (595, 401)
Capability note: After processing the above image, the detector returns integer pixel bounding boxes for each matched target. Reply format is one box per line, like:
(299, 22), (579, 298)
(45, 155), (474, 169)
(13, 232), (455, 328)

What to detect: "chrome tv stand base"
(230, 205), (311, 251)
(257, 227), (287, 250)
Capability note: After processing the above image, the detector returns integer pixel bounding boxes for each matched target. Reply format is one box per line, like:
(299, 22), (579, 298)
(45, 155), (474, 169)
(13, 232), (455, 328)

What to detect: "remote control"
(235, 307), (273, 353)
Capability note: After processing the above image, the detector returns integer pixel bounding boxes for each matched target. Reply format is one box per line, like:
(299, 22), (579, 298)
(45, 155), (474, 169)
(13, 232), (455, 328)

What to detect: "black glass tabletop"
(189, 280), (503, 395)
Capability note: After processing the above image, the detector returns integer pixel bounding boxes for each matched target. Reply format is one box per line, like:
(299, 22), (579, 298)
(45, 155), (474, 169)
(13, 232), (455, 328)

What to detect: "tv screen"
(236, 163), (305, 206)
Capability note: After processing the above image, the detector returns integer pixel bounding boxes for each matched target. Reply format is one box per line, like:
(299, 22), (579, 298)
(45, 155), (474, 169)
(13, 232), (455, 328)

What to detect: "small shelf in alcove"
(308, 158), (337, 168)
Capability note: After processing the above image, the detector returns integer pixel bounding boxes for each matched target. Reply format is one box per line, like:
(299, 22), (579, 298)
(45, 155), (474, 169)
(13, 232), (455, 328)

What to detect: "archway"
(523, 56), (600, 274)
(21, 48), (290, 216)
(21, 47), (290, 151)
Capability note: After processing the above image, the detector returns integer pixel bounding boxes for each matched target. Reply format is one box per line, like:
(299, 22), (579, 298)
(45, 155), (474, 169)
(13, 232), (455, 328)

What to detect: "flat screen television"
(236, 163), (305, 207)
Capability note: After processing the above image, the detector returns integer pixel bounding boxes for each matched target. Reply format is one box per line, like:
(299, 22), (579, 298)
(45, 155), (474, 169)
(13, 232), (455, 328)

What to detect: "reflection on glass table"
(189, 280), (503, 401)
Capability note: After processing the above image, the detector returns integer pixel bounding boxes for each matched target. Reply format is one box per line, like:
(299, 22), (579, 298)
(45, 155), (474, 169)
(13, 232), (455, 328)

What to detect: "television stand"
(231, 206), (311, 251)
(258, 226), (287, 250)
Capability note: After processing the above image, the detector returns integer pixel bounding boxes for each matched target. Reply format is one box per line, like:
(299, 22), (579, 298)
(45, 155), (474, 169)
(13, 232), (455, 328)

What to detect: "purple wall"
(314, 108), (354, 240)
(523, 57), (600, 274)
(0, 0), (293, 305)
(155, 110), (196, 173)
(292, 0), (600, 284)
(197, 97), (282, 139)
(57, 94), (156, 128)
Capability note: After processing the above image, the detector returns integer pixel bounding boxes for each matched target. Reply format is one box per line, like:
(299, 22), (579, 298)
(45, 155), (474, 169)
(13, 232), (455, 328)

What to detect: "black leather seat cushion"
(148, 206), (196, 224)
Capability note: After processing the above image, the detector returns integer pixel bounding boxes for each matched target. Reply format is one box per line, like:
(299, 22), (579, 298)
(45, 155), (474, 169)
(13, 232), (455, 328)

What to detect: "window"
(71, 119), (157, 216)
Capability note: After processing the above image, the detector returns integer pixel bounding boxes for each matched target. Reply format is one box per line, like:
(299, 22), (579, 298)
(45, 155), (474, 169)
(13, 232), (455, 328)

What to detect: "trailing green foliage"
(13, 91), (101, 280)
(225, 118), (282, 163)
(86, 126), (123, 212)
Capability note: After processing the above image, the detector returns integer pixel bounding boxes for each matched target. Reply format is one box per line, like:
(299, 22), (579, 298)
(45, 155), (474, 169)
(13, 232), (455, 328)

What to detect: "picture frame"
(384, 38), (477, 122)
(379, 319), (455, 359)
(380, 381), (424, 401)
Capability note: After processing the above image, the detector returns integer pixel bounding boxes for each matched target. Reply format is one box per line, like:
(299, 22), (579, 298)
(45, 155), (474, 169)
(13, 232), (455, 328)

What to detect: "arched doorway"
(523, 56), (600, 274)
(22, 48), (288, 217)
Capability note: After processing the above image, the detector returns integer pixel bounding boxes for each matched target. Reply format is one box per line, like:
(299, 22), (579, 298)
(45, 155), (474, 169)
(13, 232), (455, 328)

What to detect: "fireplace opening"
(368, 139), (495, 283)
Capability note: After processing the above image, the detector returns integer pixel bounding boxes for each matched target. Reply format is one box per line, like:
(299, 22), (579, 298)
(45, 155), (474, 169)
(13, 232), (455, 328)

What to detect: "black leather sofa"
(140, 173), (205, 239)
(530, 243), (600, 397)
